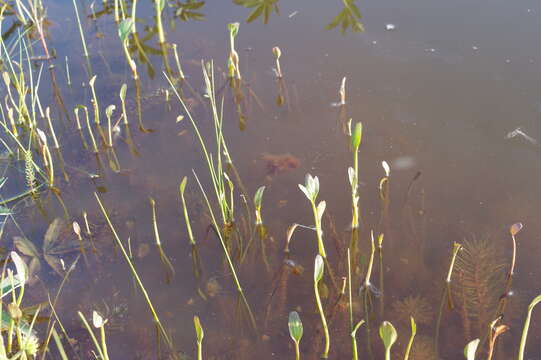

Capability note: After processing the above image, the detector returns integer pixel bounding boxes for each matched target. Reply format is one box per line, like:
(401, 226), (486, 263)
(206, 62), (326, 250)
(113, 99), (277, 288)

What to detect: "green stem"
(315, 278), (330, 358)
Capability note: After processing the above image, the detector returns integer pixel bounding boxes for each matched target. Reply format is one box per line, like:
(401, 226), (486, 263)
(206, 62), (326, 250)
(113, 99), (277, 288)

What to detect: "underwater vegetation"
(0, 0), (539, 359)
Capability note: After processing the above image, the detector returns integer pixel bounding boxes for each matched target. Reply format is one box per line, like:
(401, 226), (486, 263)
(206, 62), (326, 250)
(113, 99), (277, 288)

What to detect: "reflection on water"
(1, 0), (541, 358)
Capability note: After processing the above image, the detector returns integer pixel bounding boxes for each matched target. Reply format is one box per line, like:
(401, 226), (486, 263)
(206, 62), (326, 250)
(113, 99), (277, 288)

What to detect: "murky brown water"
(2, 0), (541, 358)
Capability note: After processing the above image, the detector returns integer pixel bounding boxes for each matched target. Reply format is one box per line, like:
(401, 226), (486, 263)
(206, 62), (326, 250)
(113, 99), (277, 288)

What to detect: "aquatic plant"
(349, 121), (362, 229)
(272, 46), (283, 78)
(453, 237), (506, 340)
(234, 0), (279, 24)
(404, 317), (417, 360)
(253, 186), (265, 225)
(71, 0), (89, 60)
(227, 22), (241, 80)
(486, 318), (508, 360)
(14, 218), (80, 277)
(288, 311), (303, 360)
(172, 43), (186, 80)
(299, 174), (327, 258)
(391, 296), (433, 326)
(435, 242), (461, 356)
(326, 0), (364, 34)
(348, 249), (365, 360)
(167, 61), (237, 227)
(464, 339), (480, 360)
(180, 176), (196, 245)
(105, 104), (116, 147)
(496, 223), (523, 319)
(94, 193), (177, 356)
(314, 254), (330, 358)
(193, 315), (204, 360)
(518, 293), (541, 360)
(379, 321), (397, 360)
(155, 0), (167, 44)
(119, 18), (138, 79)
(150, 197), (176, 282)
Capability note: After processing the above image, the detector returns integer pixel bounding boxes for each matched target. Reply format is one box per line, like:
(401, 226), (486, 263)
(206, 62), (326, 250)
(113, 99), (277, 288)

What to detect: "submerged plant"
(391, 296), (433, 326)
(299, 174), (327, 258)
(288, 311), (303, 360)
(314, 254), (330, 358)
(435, 242), (461, 356)
(453, 237), (506, 340)
(14, 218), (80, 277)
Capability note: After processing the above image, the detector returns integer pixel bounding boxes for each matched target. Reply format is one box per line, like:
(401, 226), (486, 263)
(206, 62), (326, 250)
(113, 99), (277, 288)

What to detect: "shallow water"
(2, 0), (541, 358)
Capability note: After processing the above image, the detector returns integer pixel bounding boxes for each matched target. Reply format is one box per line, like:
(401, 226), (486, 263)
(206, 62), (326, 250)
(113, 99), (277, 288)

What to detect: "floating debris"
(386, 23), (396, 31)
(391, 156), (416, 171)
(288, 11), (298, 18)
(505, 127), (538, 145)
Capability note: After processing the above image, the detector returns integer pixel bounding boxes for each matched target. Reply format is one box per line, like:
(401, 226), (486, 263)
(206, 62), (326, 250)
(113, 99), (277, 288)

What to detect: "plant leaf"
(463, 339), (480, 360)
(379, 321), (397, 350)
(118, 18), (134, 42)
(254, 186), (265, 208)
(316, 201), (326, 222)
(13, 236), (40, 257)
(193, 315), (204, 342)
(314, 254), (324, 282)
(288, 311), (303, 342)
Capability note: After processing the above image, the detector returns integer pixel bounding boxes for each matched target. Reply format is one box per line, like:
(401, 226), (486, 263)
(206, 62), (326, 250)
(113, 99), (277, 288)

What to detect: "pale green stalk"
(89, 76), (100, 125)
(518, 294), (541, 360)
(193, 171), (256, 331)
(314, 255), (329, 358)
(45, 107), (60, 149)
(179, 177), (195, 245)
(94, 193), (176, 354)
(71, 0), (89, 58)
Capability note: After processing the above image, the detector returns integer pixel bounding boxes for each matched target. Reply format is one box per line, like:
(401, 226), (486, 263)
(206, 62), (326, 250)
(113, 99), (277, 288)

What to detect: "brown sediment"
(260, 153), (300, 176)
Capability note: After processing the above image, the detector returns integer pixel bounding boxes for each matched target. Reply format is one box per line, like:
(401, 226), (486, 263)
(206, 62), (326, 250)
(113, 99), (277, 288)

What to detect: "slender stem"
(311, 201), (326, 258)
(435, 242), (461, 356)
(94, 193), (176, 353)
(315, 280), (330, 358)
(71, 0), (89, 58)
(518, 294), (541, 360)
(294, 341), (300, 360)
(193, 172), (257, 331)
